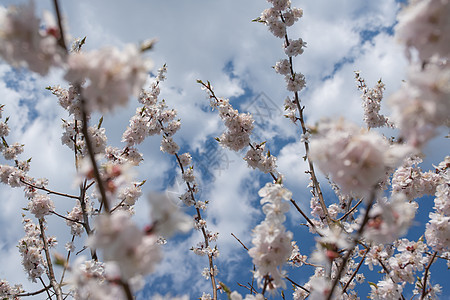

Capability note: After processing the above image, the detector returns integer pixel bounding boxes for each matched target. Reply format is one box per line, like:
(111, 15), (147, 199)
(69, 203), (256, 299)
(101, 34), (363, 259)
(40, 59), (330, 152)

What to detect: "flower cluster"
(309, 118), (408, 197)
(259, 0), (307, 94)
(395, 0), (450, 62)
(209, 95), (254, 152)
(148, 193), (191, 238)
(0, 279), (23, 299)
(87, 211), (162, 280)
(249, 183), (293, 290)
(425, 156), (450, 252)
(388, 0), (450, 149)
(27, 193), (55, 219)
(391, 156), (440, 200)
(0, 1), (64, 75)
(388, 61), (450, 148)
(355, 72), (390, 129)
(18, 218), (46, 282)
(244, 142), (277, 174)
(64, 45), (151, 113)
(362, 194), (417, 244)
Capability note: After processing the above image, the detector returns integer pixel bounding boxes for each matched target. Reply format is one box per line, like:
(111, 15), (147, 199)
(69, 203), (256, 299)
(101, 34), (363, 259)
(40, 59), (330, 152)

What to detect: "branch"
(342, 248), (368, 294)
(79, 179), (97, 261)
(17, 284), (52, 297)
(20, 179), (79, 200)
(279, 12), (331, 227)
(38, 277), (52, 300)
(39, 219), (63, 300)
(420, 251), (438, 300)
(285, 276), (310, 293)
(51, 210), (84, 225)
(52, 0), (68, 52)
(338, 198), (363, 221)
(119, 280), (134, 300)
(326, 188), (377, 300)
(80, 95), (110, 213)
(158, 119), (218, 300)
(231, 233), (249, 251)
(59, 235), (76, 286)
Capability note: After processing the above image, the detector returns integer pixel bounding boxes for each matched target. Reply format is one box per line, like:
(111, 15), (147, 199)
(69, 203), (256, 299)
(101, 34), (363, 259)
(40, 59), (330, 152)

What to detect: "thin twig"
(52, 0), (67, 52)
(342, 248), (368, 294)
(21, 179), (79, 200)
(421, 251), (438, 300)
(39, 219), (63, 300)
(279, 12), (331, 227)
(158, 118), (218, 299)
(79, 179), (97, 261)
(80, 95), (110, 213)
(59, 235), (76, 285)
(231, 233), (249, 251)
(38, 277), (52, 300)
(338, 198), (363, 221)
(326, 189), (377, 300)
(51, 210), (84, 225)
(285, 276), (310, 293)
(17, 284), (52, 297)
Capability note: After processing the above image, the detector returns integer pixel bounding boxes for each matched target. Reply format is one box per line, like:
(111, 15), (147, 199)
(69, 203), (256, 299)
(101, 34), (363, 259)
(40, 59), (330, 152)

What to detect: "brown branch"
(79, 179), (97, 261)
(338, 198), (363, 221)
(17, 284), (52, 297)
(59, 235), (76, 286)
(285, 276), (309, 293)
(278, 12), (331, 227)
(51, 210), (84, 225)
(20, 179), (79, 200)
(39, 219), (63, 300)
(231, 233), (249, 251)
(342, 248), (368, 294)
(326, 188), (377, 300)
(119, 280), (134, 300)
(38, 277), (52, 300)
(52, 0), (68, 52)
(80, 96), (110, 213)
(157, 118), (218, 299)
(421, 251), (438, 300)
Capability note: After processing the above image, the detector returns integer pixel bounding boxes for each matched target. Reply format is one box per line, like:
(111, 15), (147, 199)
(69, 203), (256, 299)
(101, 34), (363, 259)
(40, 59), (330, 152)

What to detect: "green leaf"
(219, 282), (232, 298)
(140, 38), (157, 52)
(97, 116), (104, 129)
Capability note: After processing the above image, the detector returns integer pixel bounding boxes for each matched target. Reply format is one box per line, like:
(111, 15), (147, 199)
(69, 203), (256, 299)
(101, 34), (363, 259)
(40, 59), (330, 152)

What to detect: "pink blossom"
(0, 1), (64, 75)
(65, 45), (151, 113)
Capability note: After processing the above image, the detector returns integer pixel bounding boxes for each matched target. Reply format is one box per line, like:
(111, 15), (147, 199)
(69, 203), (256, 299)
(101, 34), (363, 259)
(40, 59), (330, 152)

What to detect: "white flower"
(88, 211), (162, 279)
(149, 193), (192, 238)
(395, 0), (450, 61)
(249, 183), (293, 291)
(285, 38), (306, 57)
(388, 61), (450, 148)
(286, 73), (306, 92)
(309, 118), (410, 197)
(65, 45), (152, 113)
(370, 278), (404, 300)
(0, 1), (64, 75)
(363, 193), (417, 244)
(28, 193), (55, 219)
(274, 59), (291, 75)
(3, 142), (24, 160)
(160, 136), (180, 155)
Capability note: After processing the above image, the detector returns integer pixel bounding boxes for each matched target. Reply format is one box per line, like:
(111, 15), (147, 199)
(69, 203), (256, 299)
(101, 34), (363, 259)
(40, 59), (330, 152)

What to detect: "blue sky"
(0, 0), (449, 299)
